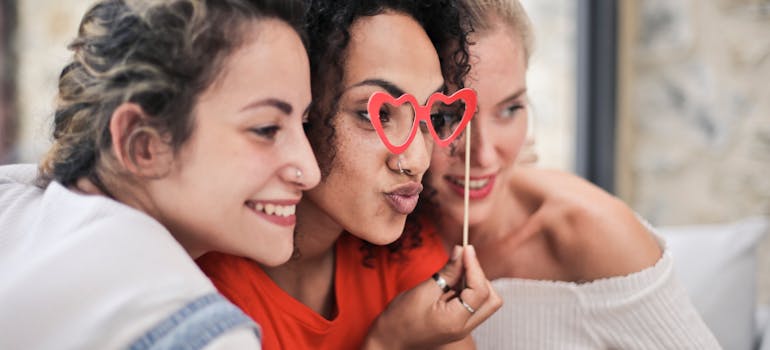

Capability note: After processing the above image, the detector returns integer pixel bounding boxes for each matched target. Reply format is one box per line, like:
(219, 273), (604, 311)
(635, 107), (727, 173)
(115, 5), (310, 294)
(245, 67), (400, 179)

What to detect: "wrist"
(363, 317), (403, 350)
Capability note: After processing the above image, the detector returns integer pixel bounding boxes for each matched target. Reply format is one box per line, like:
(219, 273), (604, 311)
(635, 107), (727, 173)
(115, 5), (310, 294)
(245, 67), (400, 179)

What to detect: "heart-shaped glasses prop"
(366, 88), (477, 155)
(367, 87), (477, 260)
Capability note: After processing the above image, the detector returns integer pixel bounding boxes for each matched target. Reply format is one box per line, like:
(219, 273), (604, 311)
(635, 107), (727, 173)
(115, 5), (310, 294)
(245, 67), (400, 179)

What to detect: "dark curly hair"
(302, 0), (472, 266)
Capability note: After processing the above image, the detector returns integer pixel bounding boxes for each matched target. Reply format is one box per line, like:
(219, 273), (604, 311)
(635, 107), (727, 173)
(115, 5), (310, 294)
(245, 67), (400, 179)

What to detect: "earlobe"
(109, 103), (172, 178)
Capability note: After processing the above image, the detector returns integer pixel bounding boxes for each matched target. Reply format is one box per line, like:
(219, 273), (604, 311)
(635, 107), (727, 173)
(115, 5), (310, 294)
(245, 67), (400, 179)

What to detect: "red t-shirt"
(196, 224), (448, 350)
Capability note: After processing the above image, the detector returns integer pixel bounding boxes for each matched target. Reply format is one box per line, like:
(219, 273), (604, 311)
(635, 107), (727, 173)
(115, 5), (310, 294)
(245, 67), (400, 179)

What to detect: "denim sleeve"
(128, 292), (261, 350)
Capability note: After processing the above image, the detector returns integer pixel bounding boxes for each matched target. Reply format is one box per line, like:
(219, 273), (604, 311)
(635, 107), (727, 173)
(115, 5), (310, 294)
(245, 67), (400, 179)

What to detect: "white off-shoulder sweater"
(472, 236), (722, 349)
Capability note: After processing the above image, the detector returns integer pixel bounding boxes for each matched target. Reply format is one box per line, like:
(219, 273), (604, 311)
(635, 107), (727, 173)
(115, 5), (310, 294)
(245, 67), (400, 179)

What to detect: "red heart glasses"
(366, 88), (477, 154)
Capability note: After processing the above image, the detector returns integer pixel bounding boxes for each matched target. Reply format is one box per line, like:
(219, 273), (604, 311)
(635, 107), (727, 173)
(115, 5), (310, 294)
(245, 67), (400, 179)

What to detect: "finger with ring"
(459, 297), (476, 314)
(432, 272), (451, 293)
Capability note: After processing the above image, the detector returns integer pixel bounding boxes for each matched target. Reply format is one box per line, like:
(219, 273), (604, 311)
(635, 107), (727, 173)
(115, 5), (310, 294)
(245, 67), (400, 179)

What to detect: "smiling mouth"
(447, 176), (491, 190)
(246, 201), (297, 217)
(444, 175), (496, 200)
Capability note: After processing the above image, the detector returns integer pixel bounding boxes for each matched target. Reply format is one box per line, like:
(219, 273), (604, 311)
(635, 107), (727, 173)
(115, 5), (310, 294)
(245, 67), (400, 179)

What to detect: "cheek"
(428, 148), (454, 183)
(498, 118), (528, 164)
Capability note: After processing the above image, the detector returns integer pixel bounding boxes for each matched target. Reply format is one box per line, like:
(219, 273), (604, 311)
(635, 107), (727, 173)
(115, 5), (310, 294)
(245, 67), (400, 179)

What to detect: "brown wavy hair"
(38, 0), (307, 190)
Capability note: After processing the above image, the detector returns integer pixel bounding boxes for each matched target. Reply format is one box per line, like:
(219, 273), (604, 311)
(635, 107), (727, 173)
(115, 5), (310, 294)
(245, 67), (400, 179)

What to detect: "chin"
(249, 243), (294, 267)
(442, 201), (486, 227)
(357, 223), (404, 246)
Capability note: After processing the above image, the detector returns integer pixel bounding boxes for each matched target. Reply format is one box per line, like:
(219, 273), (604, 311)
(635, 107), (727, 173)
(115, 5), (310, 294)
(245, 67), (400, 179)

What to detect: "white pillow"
(658, 217), (769, 350)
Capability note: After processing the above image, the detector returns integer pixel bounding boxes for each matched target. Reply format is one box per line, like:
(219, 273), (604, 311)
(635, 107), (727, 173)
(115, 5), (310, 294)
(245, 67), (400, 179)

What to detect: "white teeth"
(250, 202), (296, 217)
(452, 177), (490, 189)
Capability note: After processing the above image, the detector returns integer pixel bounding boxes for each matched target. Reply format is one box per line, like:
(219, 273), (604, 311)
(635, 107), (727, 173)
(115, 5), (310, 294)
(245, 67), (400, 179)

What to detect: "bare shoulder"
(505, 167), (662, 282)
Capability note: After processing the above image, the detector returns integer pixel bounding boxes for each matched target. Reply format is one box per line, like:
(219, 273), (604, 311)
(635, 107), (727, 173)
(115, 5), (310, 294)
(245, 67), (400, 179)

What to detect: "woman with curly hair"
(197, 0), (501, 348)
(0, 0), (319, 348)
(423, 0), (720, 348)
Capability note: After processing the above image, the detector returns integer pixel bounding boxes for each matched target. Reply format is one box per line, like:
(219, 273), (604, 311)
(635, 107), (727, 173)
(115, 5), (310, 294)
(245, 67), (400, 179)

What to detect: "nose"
(390, 127), (432, 177)
(456, 119), (494, 168)
(281, 126), (321, 190)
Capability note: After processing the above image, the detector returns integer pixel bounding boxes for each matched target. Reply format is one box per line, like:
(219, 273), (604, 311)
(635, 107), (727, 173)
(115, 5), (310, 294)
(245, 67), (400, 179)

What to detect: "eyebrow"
(494, 88), (528, 108)
(240, 98), (294, 115)
(348, 79), (447, 104)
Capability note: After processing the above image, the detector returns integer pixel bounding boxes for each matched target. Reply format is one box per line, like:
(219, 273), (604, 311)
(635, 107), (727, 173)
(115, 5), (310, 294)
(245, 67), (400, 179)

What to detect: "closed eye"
(250, 125), (280, 140)
(500, 104), (524, 119)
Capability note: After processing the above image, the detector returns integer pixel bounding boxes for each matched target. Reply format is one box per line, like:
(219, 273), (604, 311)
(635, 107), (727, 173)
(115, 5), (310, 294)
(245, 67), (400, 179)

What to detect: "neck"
(260, 196), (343, 318)
(436, 186), (521, 251)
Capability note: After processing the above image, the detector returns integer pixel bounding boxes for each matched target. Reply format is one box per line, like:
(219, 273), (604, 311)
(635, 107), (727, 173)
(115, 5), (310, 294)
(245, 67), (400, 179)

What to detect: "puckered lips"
(444, 174), (496, 200)
(245, 199), (299, 227)
(384, 182), (423, 215)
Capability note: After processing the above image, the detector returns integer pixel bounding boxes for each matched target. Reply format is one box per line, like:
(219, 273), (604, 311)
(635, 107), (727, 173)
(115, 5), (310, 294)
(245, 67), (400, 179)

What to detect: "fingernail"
(466, 245), (476, 258)
(450, 245), (462, 261)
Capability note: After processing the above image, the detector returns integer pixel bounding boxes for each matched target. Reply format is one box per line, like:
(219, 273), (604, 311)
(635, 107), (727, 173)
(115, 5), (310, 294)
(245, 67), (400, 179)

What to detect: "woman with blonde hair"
(0, 0), (320, 348)
(423, 0), (721, 348)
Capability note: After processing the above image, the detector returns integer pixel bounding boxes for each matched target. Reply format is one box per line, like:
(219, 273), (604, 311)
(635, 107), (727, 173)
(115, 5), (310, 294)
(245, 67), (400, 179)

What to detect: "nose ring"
(397, 156), (412, 175)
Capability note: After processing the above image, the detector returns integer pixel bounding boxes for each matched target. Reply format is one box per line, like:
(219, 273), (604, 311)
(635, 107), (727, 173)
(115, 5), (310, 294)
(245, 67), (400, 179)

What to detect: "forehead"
(203, 20), (310, 101)
(343, 12), (443, 96)
(468, 25), (526, 84)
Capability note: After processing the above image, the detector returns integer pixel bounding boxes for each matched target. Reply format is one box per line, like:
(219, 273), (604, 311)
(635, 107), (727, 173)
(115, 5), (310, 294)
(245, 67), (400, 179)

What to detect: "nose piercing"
(295, 168), (303, 179)
(397, 156), (412, 175)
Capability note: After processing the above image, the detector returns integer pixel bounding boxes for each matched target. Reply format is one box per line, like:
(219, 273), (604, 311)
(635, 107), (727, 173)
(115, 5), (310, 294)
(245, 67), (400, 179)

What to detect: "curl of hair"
(38, 0), (307, 189)
(302, 0), (472, 265)
(464, 0), (534, 64)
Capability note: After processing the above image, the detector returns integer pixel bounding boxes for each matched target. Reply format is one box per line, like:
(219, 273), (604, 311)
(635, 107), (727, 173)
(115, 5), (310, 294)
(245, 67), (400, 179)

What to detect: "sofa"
(658, 217), (769, 350)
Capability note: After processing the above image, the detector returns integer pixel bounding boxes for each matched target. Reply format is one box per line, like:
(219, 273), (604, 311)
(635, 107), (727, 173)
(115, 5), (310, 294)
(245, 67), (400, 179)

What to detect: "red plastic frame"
(366, 88), (477, 154)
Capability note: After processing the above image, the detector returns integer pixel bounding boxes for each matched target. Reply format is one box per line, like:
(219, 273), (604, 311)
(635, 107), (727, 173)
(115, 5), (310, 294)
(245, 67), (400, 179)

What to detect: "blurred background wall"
(616, 0), (770, 305)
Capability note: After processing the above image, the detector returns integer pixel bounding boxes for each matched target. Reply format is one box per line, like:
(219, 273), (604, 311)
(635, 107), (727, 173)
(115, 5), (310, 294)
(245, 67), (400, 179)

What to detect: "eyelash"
(356, 108), (390, 124)
(250, 125), (281, 140)
(500, 104), (524, 119)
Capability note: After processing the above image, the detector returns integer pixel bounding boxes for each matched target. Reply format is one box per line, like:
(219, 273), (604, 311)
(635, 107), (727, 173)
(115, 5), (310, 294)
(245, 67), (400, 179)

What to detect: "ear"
(109, 103), (173, 178)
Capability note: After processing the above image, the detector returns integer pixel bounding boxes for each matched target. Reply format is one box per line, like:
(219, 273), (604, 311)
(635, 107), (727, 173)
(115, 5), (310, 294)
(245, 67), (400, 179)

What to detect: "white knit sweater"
(472, 238), (722, 349)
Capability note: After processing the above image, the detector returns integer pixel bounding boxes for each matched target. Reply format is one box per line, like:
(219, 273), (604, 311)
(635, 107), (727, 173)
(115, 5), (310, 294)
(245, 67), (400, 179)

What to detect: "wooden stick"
(463, 121), (471, 248)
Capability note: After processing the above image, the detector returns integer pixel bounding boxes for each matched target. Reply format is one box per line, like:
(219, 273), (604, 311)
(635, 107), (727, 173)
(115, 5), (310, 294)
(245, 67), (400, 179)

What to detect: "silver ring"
(459, 298), (476, 314)
(295, 168), (302, 179)
(432, 273), (451, 293)
(397, 158), (405, 174)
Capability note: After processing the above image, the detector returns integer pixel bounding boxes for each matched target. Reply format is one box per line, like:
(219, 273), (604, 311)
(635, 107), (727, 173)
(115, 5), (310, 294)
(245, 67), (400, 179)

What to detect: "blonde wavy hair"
(465, 0), (534, 64)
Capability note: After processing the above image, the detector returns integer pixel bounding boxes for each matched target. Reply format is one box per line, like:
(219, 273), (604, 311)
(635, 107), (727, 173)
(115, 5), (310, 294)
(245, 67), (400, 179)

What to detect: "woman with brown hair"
(0, 0), (319, 348)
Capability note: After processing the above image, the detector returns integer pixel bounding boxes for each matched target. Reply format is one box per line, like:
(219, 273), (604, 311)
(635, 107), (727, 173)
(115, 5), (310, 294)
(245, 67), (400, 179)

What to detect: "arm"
(579, 245), (721, 349)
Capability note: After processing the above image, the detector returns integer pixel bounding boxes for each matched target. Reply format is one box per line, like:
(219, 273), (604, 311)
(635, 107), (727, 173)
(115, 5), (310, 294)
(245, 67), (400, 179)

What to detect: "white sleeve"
(578, 246), (722, 349)
(473, 233), (722, 349)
